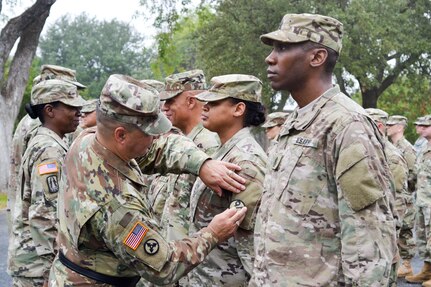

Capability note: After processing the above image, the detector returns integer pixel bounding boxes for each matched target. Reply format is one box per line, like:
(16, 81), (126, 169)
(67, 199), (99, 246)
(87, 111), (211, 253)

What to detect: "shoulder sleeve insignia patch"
(46, 175), (59, 193)
(123, 222), (149, 250)
(144, 239), (159, 255)
(38, 162), (58, 175)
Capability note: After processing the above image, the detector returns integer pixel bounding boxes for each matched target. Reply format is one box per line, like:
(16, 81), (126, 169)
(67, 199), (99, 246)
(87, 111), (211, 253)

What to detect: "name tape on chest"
(292, 137), (318, 148)
(38, 162), (58, 175)
(123, 222), (149, 250)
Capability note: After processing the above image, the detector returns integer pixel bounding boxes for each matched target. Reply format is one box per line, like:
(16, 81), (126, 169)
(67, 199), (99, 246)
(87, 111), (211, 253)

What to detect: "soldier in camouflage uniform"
(414, 116), (429, 154)
(70, 99), (98, 142)
(261, 111), (289, 155)
(386, 115), (418, 277)
(406, 115), (431, 285)
(188, 74), (267, 286)
(8, 79), (85, 287)
(48, 74), (248, 287)
(7, 65), (86, 230)
(250, 13), (398, 286)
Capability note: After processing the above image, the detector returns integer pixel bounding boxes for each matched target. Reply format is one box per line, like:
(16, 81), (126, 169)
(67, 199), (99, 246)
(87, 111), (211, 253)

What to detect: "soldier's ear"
(113, 127), (127, 144)
(309, 48), (328, 68)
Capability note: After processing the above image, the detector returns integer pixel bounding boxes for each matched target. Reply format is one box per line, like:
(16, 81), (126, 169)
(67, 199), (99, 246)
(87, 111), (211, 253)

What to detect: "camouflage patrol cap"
(140, 79), (165, 93)
(365, 108), (389, 124)
(38, 64), (86, 89)
(260, 13), (344, 53)
(31, 79), (86, 107)
(99, 74), (171, 136)
(81, 99), (98, 113)
(159, 69), (206, 100)
(415, 115), (431, 126)
(386, 115), (408, 126)
(261, 112), (289, 128)
(195, 74), (262, 103)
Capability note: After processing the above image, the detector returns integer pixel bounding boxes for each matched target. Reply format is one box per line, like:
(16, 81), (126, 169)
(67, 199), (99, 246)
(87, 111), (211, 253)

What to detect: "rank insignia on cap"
(38, 162), (58, 175)
(229, 199), (245, 209)
(144, 239), (159, 255)
(123, 222), (149, 250)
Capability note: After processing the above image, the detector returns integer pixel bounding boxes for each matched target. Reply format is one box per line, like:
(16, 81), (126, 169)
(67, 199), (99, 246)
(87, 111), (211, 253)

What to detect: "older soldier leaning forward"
(250, 13), (397, 286)
(48, 74), (248, 287)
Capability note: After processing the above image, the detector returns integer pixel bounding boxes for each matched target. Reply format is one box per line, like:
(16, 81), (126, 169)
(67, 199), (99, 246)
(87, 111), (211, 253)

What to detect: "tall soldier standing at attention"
(250, 13), (397, 286)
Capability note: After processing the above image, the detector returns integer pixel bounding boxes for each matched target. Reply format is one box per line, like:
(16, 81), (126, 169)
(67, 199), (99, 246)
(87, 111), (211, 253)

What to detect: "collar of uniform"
(188, 122), (204, 141)
(212, 127), (252, 160)
(279, 85), (340, 136)
(36, 126), (69, 152)
(90, 135), (146, 187)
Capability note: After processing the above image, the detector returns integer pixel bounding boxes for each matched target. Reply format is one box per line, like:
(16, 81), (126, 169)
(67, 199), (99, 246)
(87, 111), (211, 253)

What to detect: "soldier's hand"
(199, 160), (246, 196)
(207, 207), (247, 242)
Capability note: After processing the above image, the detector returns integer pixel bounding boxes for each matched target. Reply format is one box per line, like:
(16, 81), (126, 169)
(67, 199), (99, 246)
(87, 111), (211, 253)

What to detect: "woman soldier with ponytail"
(8, 79), (85, 287)
(188, 74), (268, 286)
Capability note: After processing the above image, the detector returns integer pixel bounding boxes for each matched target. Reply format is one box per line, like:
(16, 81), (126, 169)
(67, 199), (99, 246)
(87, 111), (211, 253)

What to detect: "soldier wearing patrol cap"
(7, 65), (86, 231)
(414, 116), (429, 154)
(406, 115), (431, 286)
(7, 79), (86, 287)
(188, 74), (267, 286)
(365, 108), (409, 283)
(251, 13), (397, 286)
(261, 111), (289, 141)
(48, 74), (248, 286)
(386, 115), (417, 277)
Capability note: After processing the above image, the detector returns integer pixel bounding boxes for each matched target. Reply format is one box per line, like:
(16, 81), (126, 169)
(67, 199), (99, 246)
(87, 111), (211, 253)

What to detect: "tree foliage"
(146, 0), (431, 111)
(39, 14), (154, 99)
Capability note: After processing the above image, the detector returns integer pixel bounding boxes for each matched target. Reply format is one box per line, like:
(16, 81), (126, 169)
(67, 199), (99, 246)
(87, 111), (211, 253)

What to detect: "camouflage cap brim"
(195, 90), (231, 102)
(140, 112), (172, 136)
(159, 90), (183, 101)
(59, 96), (87, 108)
(63, 79), (86, 90)
(261, 121), (278, 128)
(260, 30), (309, 46)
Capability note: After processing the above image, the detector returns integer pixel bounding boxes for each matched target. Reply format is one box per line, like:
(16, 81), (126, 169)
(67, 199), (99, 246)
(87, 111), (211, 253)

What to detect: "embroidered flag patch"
(123, 222), (149, 250)
(38, 162), (58, 175)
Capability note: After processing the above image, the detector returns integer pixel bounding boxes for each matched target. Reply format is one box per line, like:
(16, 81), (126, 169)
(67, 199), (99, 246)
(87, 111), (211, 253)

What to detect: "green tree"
(145, 0), (431, 110)
(39, 14), (154, 99)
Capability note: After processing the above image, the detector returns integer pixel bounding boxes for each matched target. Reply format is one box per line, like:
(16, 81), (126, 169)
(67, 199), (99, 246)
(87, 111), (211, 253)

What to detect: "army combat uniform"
(250, 85), (397, 286)
(188, 75), (268, 286)
(8, 79), (85, 286)
(48, 74), (223, 286)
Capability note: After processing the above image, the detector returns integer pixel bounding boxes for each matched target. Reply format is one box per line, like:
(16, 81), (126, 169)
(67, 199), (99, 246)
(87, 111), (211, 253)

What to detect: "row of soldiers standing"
(6, 11), (431, 287)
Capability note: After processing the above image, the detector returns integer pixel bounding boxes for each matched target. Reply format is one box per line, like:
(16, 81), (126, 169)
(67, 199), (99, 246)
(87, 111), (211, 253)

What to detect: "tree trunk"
(0, 0), (56, 192)
(361, 88), (379, 108)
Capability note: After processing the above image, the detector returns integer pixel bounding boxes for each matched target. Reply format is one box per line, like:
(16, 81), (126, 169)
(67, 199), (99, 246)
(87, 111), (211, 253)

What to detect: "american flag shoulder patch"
(123, 222), (149, 250)
(38, 162), (58, 175)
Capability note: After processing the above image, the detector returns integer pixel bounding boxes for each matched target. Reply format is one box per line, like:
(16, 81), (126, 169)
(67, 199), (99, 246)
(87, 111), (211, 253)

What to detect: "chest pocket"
(273, 136), (327, 215)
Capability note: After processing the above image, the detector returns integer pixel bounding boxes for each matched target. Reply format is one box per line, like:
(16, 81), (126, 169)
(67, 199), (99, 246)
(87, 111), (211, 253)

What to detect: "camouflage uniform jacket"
(384, 139), (409, 226)
(250, 86), (397, 286)
(8, 126), (67, 279)
(394, 137), (417, 194)
(50, 129), (219, 286)
(189, 127), (267, 286)
(415, 142), (431, 207)
(160, 123), (220, 241)
(7, 115), (41, 227)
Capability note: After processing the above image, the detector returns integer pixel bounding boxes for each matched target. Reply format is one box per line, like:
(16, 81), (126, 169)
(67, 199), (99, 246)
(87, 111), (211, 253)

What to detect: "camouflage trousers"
(388, 261), (399, 287)
(12, 276), (44, 287)
(415, 206), (431, 262)
(398, 202), (416, 259)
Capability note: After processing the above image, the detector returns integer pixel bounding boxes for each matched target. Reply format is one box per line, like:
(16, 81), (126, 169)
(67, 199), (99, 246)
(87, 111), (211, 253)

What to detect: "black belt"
(59, 251), (140, 287)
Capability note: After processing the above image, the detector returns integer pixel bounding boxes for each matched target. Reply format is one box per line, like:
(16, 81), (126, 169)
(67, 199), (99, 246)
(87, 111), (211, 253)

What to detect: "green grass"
(0, 192), (7, 210)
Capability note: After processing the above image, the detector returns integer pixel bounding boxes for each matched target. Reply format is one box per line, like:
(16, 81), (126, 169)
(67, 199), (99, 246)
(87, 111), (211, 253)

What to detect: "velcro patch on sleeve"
(38, 162), (58, 175)
(123, 222), (149, 250)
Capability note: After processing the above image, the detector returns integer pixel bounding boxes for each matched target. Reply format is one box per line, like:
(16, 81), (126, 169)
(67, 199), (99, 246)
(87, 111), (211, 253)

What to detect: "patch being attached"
(38, 162), (58, 175)
(46, 175), (59, 193)
(144, 239), (159, 255)
(229, 199), (245, 209)
(123, 222), (149, 250)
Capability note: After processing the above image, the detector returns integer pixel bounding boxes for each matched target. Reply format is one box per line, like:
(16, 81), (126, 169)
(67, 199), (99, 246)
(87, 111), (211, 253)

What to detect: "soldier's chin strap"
(59, 251), (140, 287)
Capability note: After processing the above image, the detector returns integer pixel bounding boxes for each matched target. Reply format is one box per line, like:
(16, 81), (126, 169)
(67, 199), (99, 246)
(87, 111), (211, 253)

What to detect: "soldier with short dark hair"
(251, 13), (397, 286)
